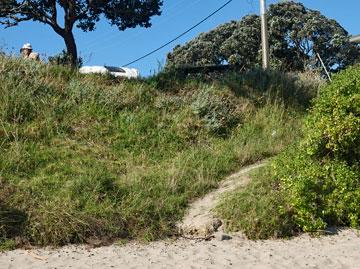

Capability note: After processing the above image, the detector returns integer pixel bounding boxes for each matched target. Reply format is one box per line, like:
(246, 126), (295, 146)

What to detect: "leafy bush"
(217, 65), (360, 239)
(48, 49), (83, 68)
(191, 86), (242, 136)
(302, 66), (360, 161)
(274, 66), (360, 231)
(273, 148), (360, 232)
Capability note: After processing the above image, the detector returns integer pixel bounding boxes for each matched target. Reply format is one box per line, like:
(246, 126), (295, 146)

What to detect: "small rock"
(216, 233), (232, 241)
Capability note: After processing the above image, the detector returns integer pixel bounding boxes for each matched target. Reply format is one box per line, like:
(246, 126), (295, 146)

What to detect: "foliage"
(217, 65), (360, 239)
(0, 0), (163, 65)
(220, 15), (261, 67)
(166, 20), (239, 67)
(302, 66), (360, 162)
(276, 66), (360, 231)
(268, 1), (359, 72)
(273, 149), (360, 232)
(0, 55), (319, 246)
(166, 1), (359, 73)
(48, 49), (83, 68)
(191, 86), (242, 136)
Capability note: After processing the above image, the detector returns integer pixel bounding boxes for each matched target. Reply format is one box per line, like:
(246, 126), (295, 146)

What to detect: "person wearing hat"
(20, 43), (40, 61)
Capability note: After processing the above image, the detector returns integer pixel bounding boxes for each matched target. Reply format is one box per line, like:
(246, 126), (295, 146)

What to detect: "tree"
(166, 21), (238, 69)
(0, 0), (163, 66)
(268, 1), (359, 72)
(166, 1), (359, 73)
(220, 15), (261, 68)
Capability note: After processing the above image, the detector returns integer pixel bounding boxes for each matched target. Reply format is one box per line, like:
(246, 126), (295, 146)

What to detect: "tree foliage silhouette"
(0, 0), (163, 65)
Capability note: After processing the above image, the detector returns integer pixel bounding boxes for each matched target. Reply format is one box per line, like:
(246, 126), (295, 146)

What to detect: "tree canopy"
(166, 1), (359, 73)
(0, 0), (163, 65)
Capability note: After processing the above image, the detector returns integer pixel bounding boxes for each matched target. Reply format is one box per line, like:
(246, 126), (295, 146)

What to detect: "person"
(20, 43), (40, 61)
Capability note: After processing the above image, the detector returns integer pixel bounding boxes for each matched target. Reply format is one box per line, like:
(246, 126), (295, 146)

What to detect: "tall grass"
(0, 55), (320, 246)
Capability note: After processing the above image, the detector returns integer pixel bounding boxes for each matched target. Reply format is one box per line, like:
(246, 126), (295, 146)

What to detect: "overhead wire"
(122, 0), (234, 67)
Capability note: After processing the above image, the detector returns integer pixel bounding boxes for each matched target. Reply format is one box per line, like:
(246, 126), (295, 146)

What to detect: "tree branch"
(0, 14), (32, 28)
(50, 0), (57, 25)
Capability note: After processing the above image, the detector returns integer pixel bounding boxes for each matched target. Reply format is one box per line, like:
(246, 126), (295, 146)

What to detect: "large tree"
(268, 1), (359, 72)
(166, 1), (359, 73)
(0, 0), (163, 65)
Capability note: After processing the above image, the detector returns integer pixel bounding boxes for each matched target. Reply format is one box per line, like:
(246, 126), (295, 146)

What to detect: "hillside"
(0, 56), (321, 247)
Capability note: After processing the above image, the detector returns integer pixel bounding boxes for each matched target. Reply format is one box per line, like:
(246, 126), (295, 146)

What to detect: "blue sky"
(0, 0), (358, 76)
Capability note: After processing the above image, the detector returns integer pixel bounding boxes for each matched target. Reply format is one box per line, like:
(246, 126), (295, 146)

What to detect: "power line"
(123, 0), (234, 67)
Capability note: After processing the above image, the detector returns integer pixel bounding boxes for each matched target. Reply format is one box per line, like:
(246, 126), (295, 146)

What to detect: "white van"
(79, 66), (140, 79)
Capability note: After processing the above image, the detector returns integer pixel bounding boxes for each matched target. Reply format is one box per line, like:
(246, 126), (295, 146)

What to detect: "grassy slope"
(216, 166), (298, 239)
(0, 56), (320, 246)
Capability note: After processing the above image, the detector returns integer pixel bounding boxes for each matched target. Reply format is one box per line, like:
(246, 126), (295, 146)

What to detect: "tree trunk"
(63, 31), (78, 67)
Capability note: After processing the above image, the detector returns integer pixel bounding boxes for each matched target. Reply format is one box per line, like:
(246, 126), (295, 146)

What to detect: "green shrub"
(191, 86), (242, 135)
(302, 66), (360, 162)
(272, 66), (360, 232)
(273, 66), (360, 232)
(273, 149), (360, 232)
(217, 65), (360, 239)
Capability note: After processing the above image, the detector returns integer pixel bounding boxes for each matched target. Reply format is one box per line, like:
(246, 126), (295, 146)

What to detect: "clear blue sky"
(0, 0), (358, 76)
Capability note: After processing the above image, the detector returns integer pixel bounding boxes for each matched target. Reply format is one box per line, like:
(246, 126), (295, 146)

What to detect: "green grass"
(215, 167), (298, 240)
(0, 55), (320, 246)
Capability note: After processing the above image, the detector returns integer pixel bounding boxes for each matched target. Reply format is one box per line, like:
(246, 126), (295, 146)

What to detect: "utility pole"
(260, 0), (270, 70)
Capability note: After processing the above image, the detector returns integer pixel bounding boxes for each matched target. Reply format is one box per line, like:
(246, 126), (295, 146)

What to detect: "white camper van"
(79, 66), (140, 79)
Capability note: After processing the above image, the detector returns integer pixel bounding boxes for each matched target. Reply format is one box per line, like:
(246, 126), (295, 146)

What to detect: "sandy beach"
(1, 229), (359, 269)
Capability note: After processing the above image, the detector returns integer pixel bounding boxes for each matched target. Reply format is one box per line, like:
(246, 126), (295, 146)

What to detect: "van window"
(105, 66), (126, 73)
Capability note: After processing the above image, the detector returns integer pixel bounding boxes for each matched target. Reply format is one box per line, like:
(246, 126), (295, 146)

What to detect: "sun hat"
(20, 43), (32, 52)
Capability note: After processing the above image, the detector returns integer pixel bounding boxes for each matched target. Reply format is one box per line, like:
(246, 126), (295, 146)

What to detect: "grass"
(215, 167), (298, 240)
(0, 55), (321, 247)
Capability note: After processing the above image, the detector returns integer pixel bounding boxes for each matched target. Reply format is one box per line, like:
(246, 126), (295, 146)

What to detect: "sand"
(1, 229), (359, 269)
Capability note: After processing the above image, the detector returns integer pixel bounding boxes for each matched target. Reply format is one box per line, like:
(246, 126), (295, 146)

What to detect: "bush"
(273, 148), (360, 232)
(217, 65), (360, 239)
(302, 66), (360, 162)
(48, 50), (83, 68)
(191, 86), (243, 136)
(274, 66), (360, 231)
